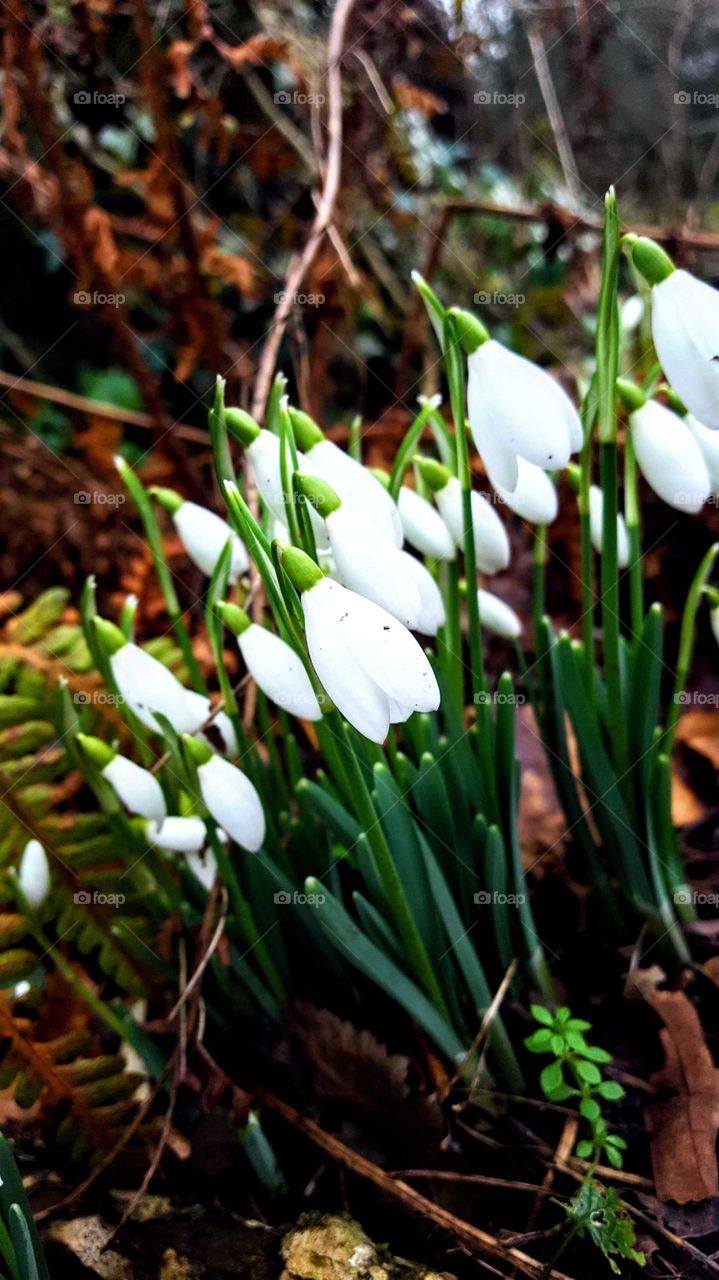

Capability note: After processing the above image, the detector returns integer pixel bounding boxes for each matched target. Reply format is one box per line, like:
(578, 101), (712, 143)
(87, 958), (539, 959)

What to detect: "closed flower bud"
(477, 588), (521, 639)
(283, 548), (440, 744)
(146, 816), (208, 853)
(97, 625), (200, 735)
(588, 486), (630, 567)
(467, 341), (582, 492)
(630, 401), (711, 513)
(78, 733), (166, 820)
(650, 267), (719, 428)
(152, 489), (249, 581)
(397, 487), (455, 560)
(18, 839), (50, 909)
(291, 411), (402, 547)
(221, 603), (322, 720)
(245, 429), (330, 550)
(431, 472), (510, 575)
(186, 740), (265, 852)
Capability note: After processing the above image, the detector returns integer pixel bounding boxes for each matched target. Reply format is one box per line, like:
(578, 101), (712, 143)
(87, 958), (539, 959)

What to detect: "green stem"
(441, 559), (464, 712)
(599, 440), (629, 780)
(664, 542), (719, 752)
(388, 402), (437, 499)
(208, 827), (286, 1002)
(624, 430), (643, 639)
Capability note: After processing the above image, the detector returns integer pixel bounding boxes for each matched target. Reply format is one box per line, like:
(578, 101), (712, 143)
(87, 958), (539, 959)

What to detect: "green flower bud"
(149, 486), (184, 515)
(289, 408), (324, 451)
(225, 407), (261, 447)
(448, 306), (490, 354)
(631, 237), (675, 287)
(616, 379), (647, 413)
(218, 602), (252, 637)
(76, 733), (115, 769)
(412, 457), (452, 494)
(183, 734), (213, 766)
(293, 472), (341, 519)
(93, 618), (127, 655)
(281, 546), (325, 594)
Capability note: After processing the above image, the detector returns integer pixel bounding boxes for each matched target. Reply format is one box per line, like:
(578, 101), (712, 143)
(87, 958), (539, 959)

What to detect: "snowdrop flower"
(488, 458), (558, 525)
(687, 414), (719, 496)
(291, 408), (403, 547)
(397, 486), (455, 560)
(185, 738), (265, 852)
(476, 589), (521, 639)
(294, 474), (428, 629)
(632, 238), (719, 429)
(95, 620), (202, 735)
(146, 816), (208, 853)
(18, 839), (50, 909)
(414, 459), (510, 575)
(466, 337), (582, 492)
(626, 398), (711, 514)
(77, 734), (166, 821)
(150, 487), (248, 581)
(399, 550), (445, 633)
(185, 848), (218, 892)
(219, 603), (323, 720)
(282, 547), (440, 744)
(588, 486), (630, 568)
(225, 409), (329, 549)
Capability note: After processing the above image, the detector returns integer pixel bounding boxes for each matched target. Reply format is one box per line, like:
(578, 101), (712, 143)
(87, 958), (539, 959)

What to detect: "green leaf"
(531, 1004), (554, 1026)
(566, 1180), (644, 1272)
(524, 1028), (553, 1052)
(575, 1059), (602, 1085)
(576, 1139), (594, 1159)
(580, 1097), (601, 1123)
(540, 1060), (564, 1095)
(596, 1080), (624, 1100)
(582, 1044), (612, 1064)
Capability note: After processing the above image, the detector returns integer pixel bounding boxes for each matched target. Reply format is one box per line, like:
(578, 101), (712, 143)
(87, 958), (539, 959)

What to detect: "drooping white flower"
(588, 486), (630, 568)
(195, 753), (266, 852)
(399, 551), (445, 634)
(467, 340), (583, 492)
(397, 486), (455, 560)
(651, 269), (719, 429)
(282, 549), (440, 744)
(435, 475), (510, 575)
(101, 628), (201, 735)
(18, 839), (50, 909)
(687, 414), (719, 496)
(292, 409), (403, 547)
(151, 488), (248, 581)
(477, 589), (521, 639)
(630, 401), (711, 513)
(78, 734), (166, 820)
(147, 816), (208, 853)
(488, 458), (558, 525)
(221, 604), (322, 720)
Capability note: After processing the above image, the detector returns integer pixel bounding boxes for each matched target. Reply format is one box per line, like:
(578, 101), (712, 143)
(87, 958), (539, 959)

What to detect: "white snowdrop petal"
(103, 754), (166, 820)
(477, 589), (521, 639)
(397, 487), (455, 560)
(239, 624), (322, 720)
(399, 552), (445, 634)
(340, 590), (440, 715)
(588, 486), (630, 568)
(184, 848), (218, 892)
(468, 341), (579, 476)
(687, 414), (719, 495)
(327, 507), (422, 628)
(302, 581), (391, 743)
(174, 502), (249, 581)
(436, 478), (510, 574)
(198, 755), (265, 852)
(111, 644), (199, 734)
(631, 401), (711, 513)
(653, 271), (719, 429)
(148, 816), (207, 853)
(712, 606), (719, 652)
(18, 839), (50, 909)
(467, 361), (519, 491)
(248, 432), (330, 550)
(306, 439), (402, 546)
(490, 458), (558, 525)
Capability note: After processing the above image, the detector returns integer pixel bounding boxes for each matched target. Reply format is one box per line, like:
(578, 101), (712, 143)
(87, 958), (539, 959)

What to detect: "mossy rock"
(280, 1215), (453, 1280)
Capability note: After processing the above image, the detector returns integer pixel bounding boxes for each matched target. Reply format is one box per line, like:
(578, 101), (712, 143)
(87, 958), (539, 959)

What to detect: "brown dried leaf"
(628, 967), (719, 1203)
(393, 80), (448, 115)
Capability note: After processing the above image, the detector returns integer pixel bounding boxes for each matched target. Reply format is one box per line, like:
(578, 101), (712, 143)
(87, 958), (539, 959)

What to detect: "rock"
(280, 1215), (454, 1280)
